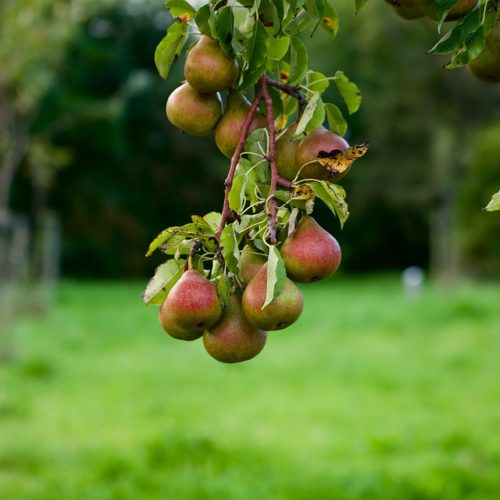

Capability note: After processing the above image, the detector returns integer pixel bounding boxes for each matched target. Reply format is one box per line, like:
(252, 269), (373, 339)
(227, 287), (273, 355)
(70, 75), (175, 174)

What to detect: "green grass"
(1, 277), (500, 499)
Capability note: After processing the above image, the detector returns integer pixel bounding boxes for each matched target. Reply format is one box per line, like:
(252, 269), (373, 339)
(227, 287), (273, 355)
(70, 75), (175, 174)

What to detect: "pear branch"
(266, 79), (307, 116)
(215, 91), (263, 240)
(260, 76), (281, 245)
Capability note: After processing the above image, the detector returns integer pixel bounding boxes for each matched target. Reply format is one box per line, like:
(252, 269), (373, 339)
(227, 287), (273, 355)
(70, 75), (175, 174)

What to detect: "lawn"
(1, 277), (499, 499)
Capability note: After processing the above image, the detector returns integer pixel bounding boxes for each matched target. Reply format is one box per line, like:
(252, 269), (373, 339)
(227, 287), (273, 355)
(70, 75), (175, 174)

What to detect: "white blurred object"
(402, 266), (424, 298)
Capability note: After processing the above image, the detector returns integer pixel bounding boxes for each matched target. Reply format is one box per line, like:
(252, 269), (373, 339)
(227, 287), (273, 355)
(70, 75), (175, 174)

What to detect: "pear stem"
(260, 76), (280, 245)
(215, 90), (263, 241)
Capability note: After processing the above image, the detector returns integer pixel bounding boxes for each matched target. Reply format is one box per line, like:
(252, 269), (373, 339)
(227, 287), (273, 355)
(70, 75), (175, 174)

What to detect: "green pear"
(242, 264), (304, 331)
(215, 91), (267, 158)
(385, 0), (425, 20)
(276, 124), (301, 181)
(162, 269), (222, 332)
(184, 36), (238, 94)
(239, 246), (267, 286)
(166, 82), (221, 137)
(418, 0), (476, 21)
(295, 127), (349, 181)
(467, 16), (500, 84)
(281, 216), (341, 283)
(203, 293), (267, 363)
(158, 303), (202, 341)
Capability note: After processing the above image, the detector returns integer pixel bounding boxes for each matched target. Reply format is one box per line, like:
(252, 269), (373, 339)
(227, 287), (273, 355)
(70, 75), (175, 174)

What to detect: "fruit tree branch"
(266, 79), (307, 116)
(215, 90), (263, 240)
(260, 77), (280, 245)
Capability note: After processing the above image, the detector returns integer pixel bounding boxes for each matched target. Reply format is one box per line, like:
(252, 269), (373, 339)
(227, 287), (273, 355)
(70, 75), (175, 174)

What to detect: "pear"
(295, 127), (349, 181)
(158, 302), (202, 341)
(203, 293), (267, 363)
(467, 16), (500, 84)
(276, 124), (301, 181)
(239, 246), (267, 286)
(418, 0), (476, 21)
(166, 82), (221, 137)
(184, 36), (238, 94)
(215, 91), (267, 158)
(281, 216), (341, 283)
(162, 269), (222, 332)
(242, 264), (304, 331)
(385, 0), (424, 20)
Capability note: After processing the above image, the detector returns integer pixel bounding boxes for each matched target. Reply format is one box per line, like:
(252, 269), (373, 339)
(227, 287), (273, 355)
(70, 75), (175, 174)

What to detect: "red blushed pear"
(166, 83), (221, 137)
(281, 216), (341, 283)
(158, 302), (202, 341)
(242, 264), (304, 331)
(295, 127), (349, 181)
(203, 293), (267, 363)
(162, 269), (222, 332)
(184, 36), (238, 94)
(215, 91), (267, 158)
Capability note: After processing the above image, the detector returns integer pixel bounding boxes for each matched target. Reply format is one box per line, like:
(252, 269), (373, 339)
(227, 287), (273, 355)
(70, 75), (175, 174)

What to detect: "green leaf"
(321, 1), (339, 38)
(484, 190), (500, 212)
(154, 22), (188, 79)
(306, 71), (329, 93)
(142, 259), (184, 305)
(307, 0), (326, 37)
(229, 174), (247, 212)
(354, 0), (370, 14)
(429, 6), (482, 55)
(333, 70), (361, 115)
(215, 273), (231, 309)
(239, 21), (270, 89)
(295, 92), (320, 135)
(288, 36), (308, 85)
(220, 224), (241, 275)
(211, 5), (234, 52)
(195, 4), (212, 36)
(164, 0), (196, 19)
(203, 212), (222, 232)
(325, 102), (347, 137)
(263, 246), (286, 309)
(310, 181), (349, 227)
(268, 36), (290, 61)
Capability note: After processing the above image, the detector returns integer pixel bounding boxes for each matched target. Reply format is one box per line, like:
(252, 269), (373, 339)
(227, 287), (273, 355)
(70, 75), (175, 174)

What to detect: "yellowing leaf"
(291, 184), (315, 201)
(313, 141), (369, 181)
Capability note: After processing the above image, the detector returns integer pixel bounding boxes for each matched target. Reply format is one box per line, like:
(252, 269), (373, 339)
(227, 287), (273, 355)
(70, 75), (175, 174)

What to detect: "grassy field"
(0, 277), (499, 499)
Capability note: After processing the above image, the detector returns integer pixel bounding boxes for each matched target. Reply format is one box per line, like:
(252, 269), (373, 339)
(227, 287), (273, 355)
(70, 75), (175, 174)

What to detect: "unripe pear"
(184, 36), (238, 94)
(158, 303), (202, 341)
(385, 0), (424, 20)
(215, 91), (267, 158)
(166, 82), (221, 137)
(295, 127), (349, 181)
(203, 293), (267, 363)
(239, 246), (267, 286)
(162, 269), (222, 332)
(281, 216), (341, 283)
(467, 16), (500, 84)
(276, 124), (301, 181)
(418, 0), (476, 21)
(242, 264), (304, 331)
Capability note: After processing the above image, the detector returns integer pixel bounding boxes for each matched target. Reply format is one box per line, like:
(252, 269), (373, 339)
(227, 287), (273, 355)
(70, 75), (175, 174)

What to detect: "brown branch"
(260, 77), (281, 246)
(215, 91), (263, 240)
(266, 79), (307, 116)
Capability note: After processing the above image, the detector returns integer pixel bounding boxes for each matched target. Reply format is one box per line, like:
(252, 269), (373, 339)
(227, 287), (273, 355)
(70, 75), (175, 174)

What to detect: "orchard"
(142, 0), (500, 363)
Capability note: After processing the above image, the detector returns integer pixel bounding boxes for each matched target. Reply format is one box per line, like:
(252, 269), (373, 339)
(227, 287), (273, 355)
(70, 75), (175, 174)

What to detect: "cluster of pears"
(158, 216), (341, 363)
(385, 1), (500, 84)
(165, 35), (267, 156)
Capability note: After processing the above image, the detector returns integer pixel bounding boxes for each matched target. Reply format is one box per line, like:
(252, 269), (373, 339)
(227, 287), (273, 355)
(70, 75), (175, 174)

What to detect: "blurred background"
(1, 0), (499, 498)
